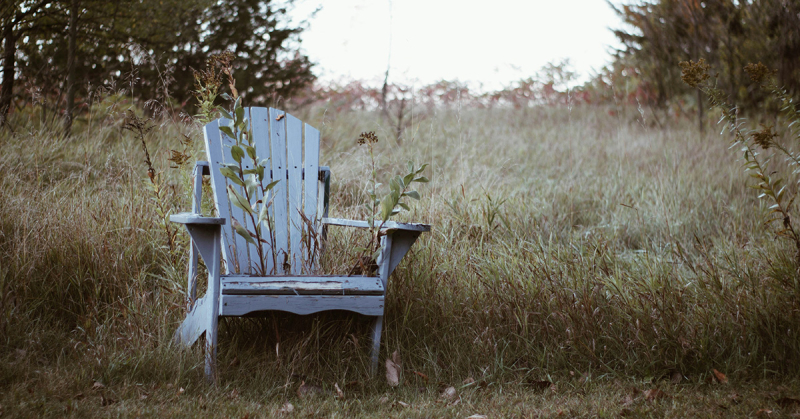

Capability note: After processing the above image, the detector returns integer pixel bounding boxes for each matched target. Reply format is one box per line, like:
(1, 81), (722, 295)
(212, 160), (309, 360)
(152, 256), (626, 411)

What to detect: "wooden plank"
(173, 293), (210, 346)
(203, 120), (238, 273)
(220, 294), (385, 316)
(269, 108), (289, 273)
(170, 212), (226, 225)
(321, 217), (431, 232)
(286, 113), (303, 274)
(303, 124), (320, 272)
(249, 107), (275, 275)
(221, 275), (384, 295)
(217, 116), (254, 273)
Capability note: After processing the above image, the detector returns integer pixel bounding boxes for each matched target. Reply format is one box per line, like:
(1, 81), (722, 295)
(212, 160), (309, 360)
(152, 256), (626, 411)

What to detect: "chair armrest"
(321, 217), (430, 232)
(170, 212), (226, 225)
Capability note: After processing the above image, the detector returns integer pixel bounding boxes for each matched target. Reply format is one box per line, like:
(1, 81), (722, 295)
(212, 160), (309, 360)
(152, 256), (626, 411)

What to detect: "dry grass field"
(1, 101), (799, 417)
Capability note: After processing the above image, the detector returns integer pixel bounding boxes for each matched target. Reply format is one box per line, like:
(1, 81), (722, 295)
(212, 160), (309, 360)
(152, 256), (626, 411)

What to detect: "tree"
(0, 0), (54, 127)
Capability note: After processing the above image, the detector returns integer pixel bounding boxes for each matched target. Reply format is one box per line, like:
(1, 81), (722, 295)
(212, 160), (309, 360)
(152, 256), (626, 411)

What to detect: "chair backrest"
(203, 107), (324, 275)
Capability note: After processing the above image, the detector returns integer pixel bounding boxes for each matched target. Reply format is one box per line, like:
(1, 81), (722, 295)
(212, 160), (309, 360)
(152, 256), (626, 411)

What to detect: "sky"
(292, 0), (625, 92)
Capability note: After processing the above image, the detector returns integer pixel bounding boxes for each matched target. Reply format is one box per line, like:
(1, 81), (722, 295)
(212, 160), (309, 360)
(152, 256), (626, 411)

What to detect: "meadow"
(1, 98), (799, 417)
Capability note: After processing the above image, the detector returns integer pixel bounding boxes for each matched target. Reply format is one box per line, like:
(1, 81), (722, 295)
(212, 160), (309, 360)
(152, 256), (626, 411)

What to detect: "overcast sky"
(292, 0), (624, 91)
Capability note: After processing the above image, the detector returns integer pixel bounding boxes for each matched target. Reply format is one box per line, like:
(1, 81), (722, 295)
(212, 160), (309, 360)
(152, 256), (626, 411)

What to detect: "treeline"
(0, 0), (314, 133)
(607, 0), (800, 117)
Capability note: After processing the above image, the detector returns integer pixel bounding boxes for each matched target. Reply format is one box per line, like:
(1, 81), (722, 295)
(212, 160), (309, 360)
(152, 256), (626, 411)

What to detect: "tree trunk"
(0, 22), (16, 127)
(64, 0), (78, 137)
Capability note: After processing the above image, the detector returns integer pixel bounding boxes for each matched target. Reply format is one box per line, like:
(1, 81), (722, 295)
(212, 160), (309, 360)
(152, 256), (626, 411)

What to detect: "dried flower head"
(751, 124), (778, 149)
(357, 131), (379, 146)
(744, 62), (775, 84)
(680, 59), (711, 88)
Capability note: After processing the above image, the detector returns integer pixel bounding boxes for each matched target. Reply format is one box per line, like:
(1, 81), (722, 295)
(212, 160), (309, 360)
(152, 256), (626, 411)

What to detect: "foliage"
(681, 59), (800, 260)
(355, 131), (428, 262)
(609, 0), (800, 113)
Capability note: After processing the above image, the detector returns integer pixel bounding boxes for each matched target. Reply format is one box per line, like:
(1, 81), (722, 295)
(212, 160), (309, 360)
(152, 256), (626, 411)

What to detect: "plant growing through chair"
(355, 131), (429, 264)
(216, 97), (281, 274)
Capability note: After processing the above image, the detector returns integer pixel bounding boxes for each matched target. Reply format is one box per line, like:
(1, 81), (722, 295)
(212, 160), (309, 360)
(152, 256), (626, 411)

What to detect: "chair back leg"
(370, 315), (384, 375)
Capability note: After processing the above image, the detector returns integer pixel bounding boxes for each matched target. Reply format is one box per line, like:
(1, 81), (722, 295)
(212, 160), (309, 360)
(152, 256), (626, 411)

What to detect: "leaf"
(231, 145), (245, 163)
(219, 125), (235, 139)
(644, 388), (670, 401)
(245, 176), (258, 199)
(259, 158), (270, 167)
(398, 202), (410, 211)
(334, 383), (345, 399)
(277, 402), (294, 414)
(403, 172), (415, 186)
(244, 145), (257, 160)
(414, 176), (430, 183)
(416, 163), (429, 174)
(440, 386), (457, 400)
(385, 358), (400, 387)
(220, 167), (245, 186)
(404, 190), (421, 200)
(380, 195), (395, 221)
(263, 179), (281, 192)
(231, 218), (256, 245)
(228, 186), (254, 214)
(712, 369), (728, 384)
(218, 108), (233, 120)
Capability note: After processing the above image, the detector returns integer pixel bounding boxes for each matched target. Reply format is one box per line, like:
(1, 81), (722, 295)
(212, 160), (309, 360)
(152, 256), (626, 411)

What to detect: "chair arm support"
(321, 217), (430, 233)
(170, 212), (226, 225)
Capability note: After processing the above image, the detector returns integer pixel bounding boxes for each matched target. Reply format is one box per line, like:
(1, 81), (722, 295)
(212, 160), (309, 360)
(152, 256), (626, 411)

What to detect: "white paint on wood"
(286, 113), (303, 274)
(220, 294), (385, 316)
(249, 107), (275, 275)
(321, 217), (431, 232)
(203, 121), (238, 273)
(221, 275), (384, 295)
(303, 124), (320, 272)
(269, 108), (289, 273)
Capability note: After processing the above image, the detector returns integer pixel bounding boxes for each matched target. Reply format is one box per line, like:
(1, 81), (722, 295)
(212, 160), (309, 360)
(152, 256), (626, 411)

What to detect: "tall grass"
(0, 100), (798, 411)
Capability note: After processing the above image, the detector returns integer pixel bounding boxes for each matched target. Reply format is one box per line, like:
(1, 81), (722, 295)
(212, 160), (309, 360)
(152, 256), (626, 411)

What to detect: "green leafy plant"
(216, 97), (281, 274)
(681, 59), (800, 262)
(356, 131), (429, 262)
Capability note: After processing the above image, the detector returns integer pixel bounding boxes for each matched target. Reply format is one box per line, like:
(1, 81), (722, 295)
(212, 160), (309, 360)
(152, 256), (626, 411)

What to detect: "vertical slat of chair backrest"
(204, 120), (244, 273)
(285, 114), (303, 274)
(269, 108), (289, 274)
(249, 107), (275, 275)
(303, 124), (321, 272)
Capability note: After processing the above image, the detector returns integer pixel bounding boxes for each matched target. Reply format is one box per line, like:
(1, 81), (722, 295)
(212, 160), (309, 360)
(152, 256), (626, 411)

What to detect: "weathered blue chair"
(170, 107), (430, 381)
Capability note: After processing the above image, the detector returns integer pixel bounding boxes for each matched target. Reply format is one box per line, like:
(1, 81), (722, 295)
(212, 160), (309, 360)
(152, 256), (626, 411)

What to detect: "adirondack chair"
(170, 107), (430, 382)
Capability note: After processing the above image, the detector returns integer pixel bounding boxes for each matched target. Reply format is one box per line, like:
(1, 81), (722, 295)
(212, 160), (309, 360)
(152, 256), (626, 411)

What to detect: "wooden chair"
(170, 107), (430, 382)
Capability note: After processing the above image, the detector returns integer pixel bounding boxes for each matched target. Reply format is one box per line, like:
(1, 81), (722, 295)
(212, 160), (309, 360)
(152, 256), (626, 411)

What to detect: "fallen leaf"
(379, 395), (389, 404)
(334, 383), (344, 399)
(178, 387), (185, 395)
(139, 394), (148, 400)
(392, 350), (402, 367)
(278, 402), (294, 414)
(756, 408), (773, 417)
(644, 388), (670, 401)
(92, 381), (105, 390)
(396, 400), (410, 408)
(441, 386), (457, 400)
(622, 394), (635, 406)
(463, 377), (475, 385)
(466, 415), (487, 419)
(671, 371), (682, 384)
(386, 359), (400, 387)
(713, 369), (728, 384)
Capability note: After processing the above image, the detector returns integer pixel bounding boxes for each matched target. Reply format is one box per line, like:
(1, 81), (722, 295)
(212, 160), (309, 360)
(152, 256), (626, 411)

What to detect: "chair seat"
(220, 275), (385, 296)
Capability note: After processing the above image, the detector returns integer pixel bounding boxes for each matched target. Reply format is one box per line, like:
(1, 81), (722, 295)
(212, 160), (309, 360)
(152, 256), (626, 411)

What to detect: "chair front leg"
(185, 223), (222, 384)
